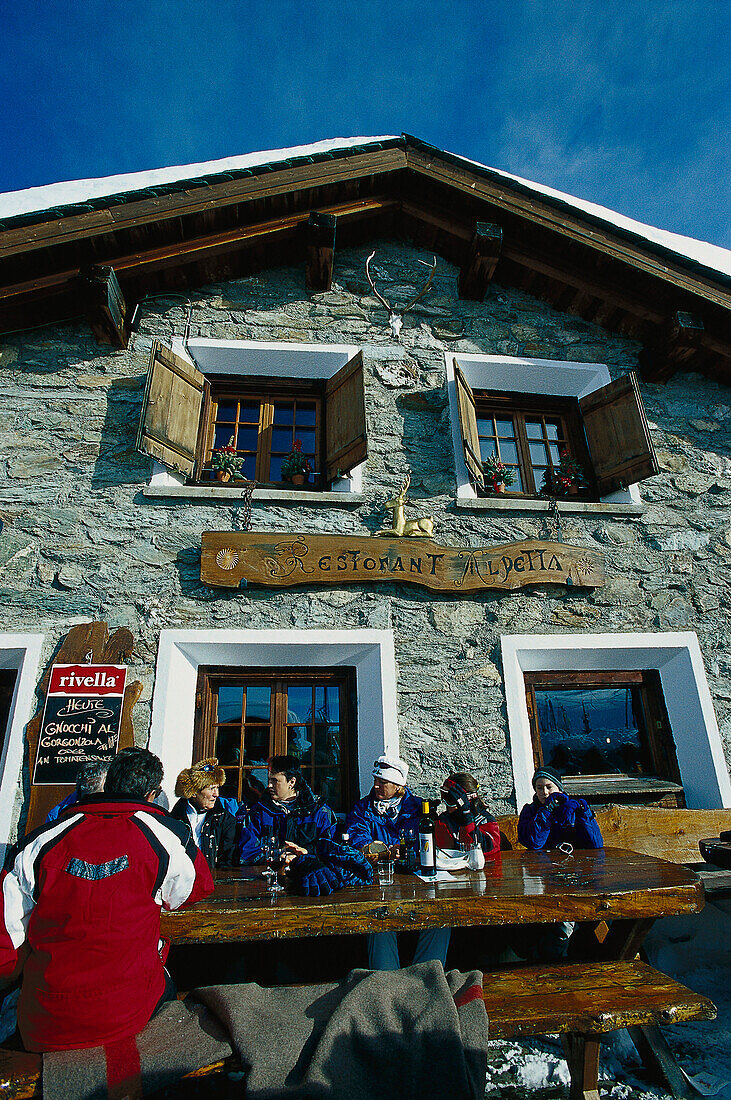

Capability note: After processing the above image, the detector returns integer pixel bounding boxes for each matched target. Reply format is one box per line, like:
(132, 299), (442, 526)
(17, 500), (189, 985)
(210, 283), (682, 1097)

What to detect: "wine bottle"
(418, 800), (436, 877)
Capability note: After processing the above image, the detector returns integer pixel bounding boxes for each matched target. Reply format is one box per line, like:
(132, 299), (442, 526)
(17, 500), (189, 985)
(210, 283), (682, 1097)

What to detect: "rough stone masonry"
(1, 240), (731, 838)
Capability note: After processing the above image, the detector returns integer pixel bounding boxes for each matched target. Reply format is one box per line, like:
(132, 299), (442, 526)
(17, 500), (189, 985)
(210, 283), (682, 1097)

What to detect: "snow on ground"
(483, 901), (731, 1100)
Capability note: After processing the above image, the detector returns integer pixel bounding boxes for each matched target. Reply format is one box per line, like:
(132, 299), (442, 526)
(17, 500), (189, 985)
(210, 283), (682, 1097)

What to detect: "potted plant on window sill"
(281, 440), (313, 487)
(482, 455), (516, 494)
(541, 450), (588, 497)
(210, 437), (245, 483)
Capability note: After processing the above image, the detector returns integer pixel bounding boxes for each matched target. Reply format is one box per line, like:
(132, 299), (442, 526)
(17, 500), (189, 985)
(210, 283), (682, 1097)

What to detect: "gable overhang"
(0, 135), (729, 383)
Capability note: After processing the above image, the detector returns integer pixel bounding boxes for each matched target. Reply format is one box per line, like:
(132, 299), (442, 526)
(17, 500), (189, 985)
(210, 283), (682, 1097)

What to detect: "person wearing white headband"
(344, 753), (450, 971)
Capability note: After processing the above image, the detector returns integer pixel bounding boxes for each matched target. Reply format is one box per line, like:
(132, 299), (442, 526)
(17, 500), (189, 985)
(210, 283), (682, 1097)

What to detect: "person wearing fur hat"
(170, 758), (239, 870)
(238, 755), (337, 865)
(517, 766), (603, 851)
(344, 753), (449, 971)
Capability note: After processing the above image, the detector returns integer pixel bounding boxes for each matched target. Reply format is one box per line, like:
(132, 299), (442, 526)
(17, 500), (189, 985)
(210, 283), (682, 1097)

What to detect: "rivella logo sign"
(48, 665), (127, 696)
(33, 664), (128, 785)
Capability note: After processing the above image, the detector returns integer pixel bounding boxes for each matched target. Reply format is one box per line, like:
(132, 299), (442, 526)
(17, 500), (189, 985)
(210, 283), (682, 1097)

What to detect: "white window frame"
(148, 628), (398, 804)
(501, 631), (731, 810)
(0, 634), (44, 859)
(146, 338), (363, 495)
(446, 353), (641, 505)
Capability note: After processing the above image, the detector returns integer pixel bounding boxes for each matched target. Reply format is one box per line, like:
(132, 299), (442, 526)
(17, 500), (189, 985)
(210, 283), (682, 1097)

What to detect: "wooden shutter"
(579, 371), (658, 494)
(136, 340), (206, 477)
(453, 363), (485, 488)
(324, 351), (367, 482)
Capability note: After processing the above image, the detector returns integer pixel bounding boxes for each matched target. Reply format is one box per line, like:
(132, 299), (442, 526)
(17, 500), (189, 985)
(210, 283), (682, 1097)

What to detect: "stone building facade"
(2, 237), (731, 847)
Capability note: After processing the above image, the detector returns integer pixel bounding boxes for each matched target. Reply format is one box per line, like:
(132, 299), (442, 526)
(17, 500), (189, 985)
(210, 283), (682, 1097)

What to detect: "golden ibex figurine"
(375, 472), (434, 538)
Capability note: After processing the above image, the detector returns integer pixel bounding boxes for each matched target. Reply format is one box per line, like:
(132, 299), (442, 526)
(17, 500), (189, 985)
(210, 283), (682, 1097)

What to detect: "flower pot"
(216, 471), (232, 483)
(494, 482), (506, 494)
(291, 473), (306, 486)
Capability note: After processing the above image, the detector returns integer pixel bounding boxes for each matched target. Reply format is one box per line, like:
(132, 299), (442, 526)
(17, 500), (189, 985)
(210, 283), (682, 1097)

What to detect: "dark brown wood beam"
(639, 311), (705, 383)
(76, 264), (129, 348)
(458, 222), (503, 300)
(305, 211), (337, 292)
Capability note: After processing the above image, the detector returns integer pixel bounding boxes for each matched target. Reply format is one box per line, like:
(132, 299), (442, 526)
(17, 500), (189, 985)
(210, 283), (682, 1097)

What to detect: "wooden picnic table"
(161, 847), (704, 962)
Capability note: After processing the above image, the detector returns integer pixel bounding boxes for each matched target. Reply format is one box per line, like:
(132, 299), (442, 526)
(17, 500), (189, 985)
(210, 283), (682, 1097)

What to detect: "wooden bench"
(0, 960), (715, 1100)
(498, 806), (731, 897)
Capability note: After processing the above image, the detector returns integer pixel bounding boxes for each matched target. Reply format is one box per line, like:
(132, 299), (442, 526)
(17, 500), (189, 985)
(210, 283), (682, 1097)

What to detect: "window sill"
(455, 496), (645, 517)
(142, 485), (365, 506)
(562, 775), (683, 799)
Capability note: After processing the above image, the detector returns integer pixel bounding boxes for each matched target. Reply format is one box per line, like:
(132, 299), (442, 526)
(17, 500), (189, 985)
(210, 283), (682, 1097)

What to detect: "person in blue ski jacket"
(344, 753), (450, 971)
(238, 755), (336, 864)
(518, 766), (604, 851)
(45, 760), (109, 823)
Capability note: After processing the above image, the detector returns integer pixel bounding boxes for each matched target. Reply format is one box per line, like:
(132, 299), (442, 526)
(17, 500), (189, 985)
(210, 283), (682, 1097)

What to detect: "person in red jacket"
(0, 747), (213, 1052)
(435, 773), (501, 856)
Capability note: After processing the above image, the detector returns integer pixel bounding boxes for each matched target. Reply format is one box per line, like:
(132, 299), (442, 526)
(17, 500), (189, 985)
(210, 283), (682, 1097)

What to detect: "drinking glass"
(377, 856), (394, 886)
(266, 841), (285, 893)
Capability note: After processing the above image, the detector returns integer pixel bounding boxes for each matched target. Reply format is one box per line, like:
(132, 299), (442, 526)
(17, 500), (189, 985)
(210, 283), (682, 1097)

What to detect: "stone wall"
(2, 240), (731, 832)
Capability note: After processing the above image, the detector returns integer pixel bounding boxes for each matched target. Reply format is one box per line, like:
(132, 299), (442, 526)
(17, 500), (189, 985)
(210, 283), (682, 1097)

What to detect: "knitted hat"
(372, 753), (408, 786)
(175, 758), (226, 799)
(531, 766), (564, 791)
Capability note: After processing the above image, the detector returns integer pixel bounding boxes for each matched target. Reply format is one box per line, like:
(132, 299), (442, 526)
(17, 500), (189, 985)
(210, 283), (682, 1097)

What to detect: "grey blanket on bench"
(194, 961), (489, 1100)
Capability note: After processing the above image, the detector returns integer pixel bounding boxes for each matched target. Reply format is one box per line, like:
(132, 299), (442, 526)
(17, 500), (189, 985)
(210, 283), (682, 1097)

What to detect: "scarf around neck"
(373, 793), (404, 819)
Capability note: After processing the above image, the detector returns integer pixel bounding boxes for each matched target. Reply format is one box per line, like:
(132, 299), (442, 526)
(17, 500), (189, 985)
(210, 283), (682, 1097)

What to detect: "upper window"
(200, 381), (322, 488)
(136, 341), (367, 491)
(193, 667), (357, 813)
(0, 669), (18, 762)
(524, 669), (684, 806)
(475, 392), (593, 497)
(450, 355), (658, 502)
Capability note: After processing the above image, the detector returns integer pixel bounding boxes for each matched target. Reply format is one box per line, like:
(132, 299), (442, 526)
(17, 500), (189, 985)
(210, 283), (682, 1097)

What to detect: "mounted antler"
(365, 252), (437, 339)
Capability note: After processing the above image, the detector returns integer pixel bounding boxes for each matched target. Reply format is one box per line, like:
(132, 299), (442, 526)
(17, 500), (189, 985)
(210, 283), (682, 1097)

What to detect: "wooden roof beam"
(306, 212), (337, 293)
(77, 265), (130, 348)
(458, 222), (503, 301)
(639, 311), (705, 383)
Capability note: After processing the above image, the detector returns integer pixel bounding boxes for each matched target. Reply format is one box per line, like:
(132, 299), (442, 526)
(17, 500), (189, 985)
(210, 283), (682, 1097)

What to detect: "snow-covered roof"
(1, 135), (729, 281)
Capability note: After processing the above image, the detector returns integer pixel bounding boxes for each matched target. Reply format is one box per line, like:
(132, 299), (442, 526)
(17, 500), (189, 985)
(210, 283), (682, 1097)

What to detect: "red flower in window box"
(281, 439), (313, 484)
(210, 435), (246, 482)
(541, 450), (587, 496)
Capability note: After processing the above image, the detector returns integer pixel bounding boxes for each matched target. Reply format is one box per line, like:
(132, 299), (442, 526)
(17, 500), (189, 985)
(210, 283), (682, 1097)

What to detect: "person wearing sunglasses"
(170, 758), (239, 870)
(435, 773), (501, 856)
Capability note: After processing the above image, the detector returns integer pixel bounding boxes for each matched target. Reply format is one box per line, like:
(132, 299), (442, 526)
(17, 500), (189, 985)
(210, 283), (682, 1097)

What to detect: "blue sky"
(1, 0), (729, 247)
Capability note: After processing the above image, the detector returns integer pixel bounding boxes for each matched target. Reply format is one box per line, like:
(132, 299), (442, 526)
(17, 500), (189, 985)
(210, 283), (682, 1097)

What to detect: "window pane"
(529, 442), (548, 465)
(525, 420), (543, 440)
(476, 418), (493, 437)
(286, 685), (313, 724)
(498, 441), (519, 464)
(215, 726), (242, 766)
(296, 429), (316, 455)
(549, 443), (561, 465)
(534, 686), (652, 776)
(244, 686), (271, 722)
(271, 426), (294, 452)
(295, 405), (317, 427)
(534, 466), (548, 490)
(511, 467), (525, 492)
(495, 418), (514, 437)
(545, 423), (560, 441)
(273, 402), (294, 425)
(239, 402), (260, 424)
(236, 426), (258, 453)
(315, 685), (340, 722)
(287, 726), (312, 761)
(480, 441), (498, 461)
(217, 686), (243, 723)
(216, 401), (237, 422)
(240, 455), (256, 480)
(243, 725), (270, 764)
(313, 770), (341, 807)
(269, 455), (283, 482)
(214, 425), (236, 450)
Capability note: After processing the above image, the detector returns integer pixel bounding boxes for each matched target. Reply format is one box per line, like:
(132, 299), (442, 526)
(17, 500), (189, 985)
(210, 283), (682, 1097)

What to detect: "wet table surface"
(161, 847), (703, 947)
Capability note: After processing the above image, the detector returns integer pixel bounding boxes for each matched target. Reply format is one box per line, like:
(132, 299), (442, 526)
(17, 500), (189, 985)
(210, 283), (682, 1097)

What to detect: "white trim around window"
(446, 353), (640, 506)
(501, 631), (731, 811)
(148, 628), (399, 804)
(0, 634), (44, 859)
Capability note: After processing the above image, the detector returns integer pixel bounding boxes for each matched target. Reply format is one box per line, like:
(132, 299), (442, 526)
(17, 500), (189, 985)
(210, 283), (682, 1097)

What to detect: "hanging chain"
(235, 479), (255, 532)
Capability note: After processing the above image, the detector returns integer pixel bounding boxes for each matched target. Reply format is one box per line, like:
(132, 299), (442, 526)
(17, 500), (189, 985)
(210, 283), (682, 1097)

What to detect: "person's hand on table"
(281, 840), (308, 869)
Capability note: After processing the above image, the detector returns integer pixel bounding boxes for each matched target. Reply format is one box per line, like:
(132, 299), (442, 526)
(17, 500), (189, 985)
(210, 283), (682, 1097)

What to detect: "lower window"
(194, 667), (357, 812)
(524, 670), (685, 806)
(0, 669), (17, 761)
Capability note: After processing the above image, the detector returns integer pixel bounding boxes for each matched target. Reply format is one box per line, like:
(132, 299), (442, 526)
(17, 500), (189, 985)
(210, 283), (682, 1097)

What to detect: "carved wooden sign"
(201, 533), (604, 593)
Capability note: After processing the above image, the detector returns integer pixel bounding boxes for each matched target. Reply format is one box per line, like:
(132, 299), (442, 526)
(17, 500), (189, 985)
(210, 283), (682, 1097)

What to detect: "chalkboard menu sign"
(32, 663), (127, 785)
